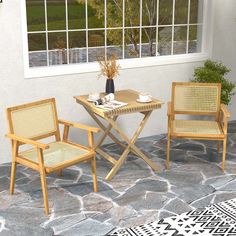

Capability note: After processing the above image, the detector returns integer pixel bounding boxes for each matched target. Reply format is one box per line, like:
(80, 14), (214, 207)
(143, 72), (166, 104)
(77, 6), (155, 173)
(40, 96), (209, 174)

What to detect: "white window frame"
(21, 0), (214, 79)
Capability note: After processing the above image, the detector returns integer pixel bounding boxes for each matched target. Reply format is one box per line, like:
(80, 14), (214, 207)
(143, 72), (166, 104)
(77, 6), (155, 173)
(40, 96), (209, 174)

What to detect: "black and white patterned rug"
(108, 198), (236, 236)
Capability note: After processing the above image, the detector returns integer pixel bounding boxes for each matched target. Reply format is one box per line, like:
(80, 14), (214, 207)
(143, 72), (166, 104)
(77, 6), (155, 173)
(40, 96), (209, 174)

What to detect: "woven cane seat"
(172, 120), (224, 137)
(20, 142), (89, 168)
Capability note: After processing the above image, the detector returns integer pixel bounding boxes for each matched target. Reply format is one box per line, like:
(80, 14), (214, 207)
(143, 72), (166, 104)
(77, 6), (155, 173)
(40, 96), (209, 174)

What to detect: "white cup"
(89, 93), (100, 101)
(139, 92), (152, 102)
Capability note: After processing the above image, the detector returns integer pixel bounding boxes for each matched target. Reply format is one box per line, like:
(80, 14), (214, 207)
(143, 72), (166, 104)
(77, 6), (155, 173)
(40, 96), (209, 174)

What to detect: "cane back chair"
(6, 98), (100, 215)
(167, 82), (230, 172)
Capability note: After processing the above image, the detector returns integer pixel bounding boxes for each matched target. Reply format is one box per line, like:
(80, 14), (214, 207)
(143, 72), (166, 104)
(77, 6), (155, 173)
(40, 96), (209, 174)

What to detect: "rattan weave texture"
(10, 102), (57, 138)
(173, 120), (222, 135)
(174, 85), (219, 113)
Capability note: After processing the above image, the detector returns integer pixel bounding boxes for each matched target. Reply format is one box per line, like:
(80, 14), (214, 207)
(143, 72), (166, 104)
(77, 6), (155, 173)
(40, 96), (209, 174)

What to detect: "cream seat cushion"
(20, 142), (89, 168)
(172, 120), (223, 136)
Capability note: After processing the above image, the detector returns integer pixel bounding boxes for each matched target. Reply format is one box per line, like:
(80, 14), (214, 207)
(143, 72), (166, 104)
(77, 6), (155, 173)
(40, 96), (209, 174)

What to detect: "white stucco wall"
(0, 0), (215, 164)
(212, 0), (236, 119)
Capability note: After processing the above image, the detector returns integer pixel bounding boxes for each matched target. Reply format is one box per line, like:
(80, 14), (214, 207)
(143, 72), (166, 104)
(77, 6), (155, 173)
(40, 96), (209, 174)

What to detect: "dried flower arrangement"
(98, 54), (121, 80)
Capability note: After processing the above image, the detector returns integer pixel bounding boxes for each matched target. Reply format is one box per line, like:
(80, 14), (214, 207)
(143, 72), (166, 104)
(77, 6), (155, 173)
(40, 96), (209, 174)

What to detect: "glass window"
(25, 0), (204, 68)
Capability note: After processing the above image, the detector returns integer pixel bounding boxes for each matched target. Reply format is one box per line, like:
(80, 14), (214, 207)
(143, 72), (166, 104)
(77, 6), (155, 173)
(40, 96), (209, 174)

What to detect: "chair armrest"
(220, 104), (230, 118)
(5, 133), (49, 150)
(58, 119), (100, 133)
(167, 102), (173, 116)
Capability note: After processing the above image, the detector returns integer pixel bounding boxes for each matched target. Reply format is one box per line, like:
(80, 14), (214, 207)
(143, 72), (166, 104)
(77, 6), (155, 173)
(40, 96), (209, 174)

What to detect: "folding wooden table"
(74, 89), (163, 180)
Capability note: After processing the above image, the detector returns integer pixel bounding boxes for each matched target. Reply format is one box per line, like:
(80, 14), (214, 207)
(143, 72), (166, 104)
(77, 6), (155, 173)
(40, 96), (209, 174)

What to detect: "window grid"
(186, 0), (191, 54)
(104, 0), (107, 60)
(122, 0), (125, 59)
(155, 0), (159, 57)
(28, 23), (202, 34)
(85, 0), (89, 63)
(44, 0), (49, 66)
(139, 0), (142, 58)
(65, 0), (69, 64)
(171, 0), (176, 55)
(27, 0), (204, 66)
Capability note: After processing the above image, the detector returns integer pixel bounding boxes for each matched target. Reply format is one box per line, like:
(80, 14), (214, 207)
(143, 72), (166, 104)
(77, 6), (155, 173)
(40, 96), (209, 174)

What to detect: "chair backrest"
(171, 82), (221, 115)
(6, 98), (60, 140)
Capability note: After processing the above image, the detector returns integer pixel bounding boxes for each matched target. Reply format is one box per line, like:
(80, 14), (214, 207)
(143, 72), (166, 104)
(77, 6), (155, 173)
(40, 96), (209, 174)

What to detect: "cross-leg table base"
(85, 107), (159, 180)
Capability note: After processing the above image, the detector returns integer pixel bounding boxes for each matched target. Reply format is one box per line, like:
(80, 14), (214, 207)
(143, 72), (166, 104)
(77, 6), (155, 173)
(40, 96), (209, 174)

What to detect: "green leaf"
(191, 59), (235, 105)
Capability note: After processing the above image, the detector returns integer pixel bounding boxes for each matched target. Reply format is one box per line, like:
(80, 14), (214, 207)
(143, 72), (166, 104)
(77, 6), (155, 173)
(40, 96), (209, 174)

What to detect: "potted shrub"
(192, 60), (235, 105)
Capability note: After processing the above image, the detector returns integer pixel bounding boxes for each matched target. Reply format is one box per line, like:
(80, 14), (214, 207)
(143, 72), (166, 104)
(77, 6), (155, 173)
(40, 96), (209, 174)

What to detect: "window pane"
(175, 0), (188, 24)
(88, 30), (105, 62)
(190, 0), (203, 24)
(47, 0), (66, 31)
(28, 33), (46, 51)
(142, 0), (157, 26)
(142, 28), (156, 57)
(87, 1), (104, 28)
(158, 27), (172, 55)
(69, 31), (87, 63)
(68, 0), (86, 29)
(26, 0), (45, 31)
(188, 25), (202, 53)
(125, 0), (140, 27)
(107, 0), (123, 28)
(159, 0), (173, 25)
(107, 30), (123, 59)
(48, 32), (67, 65)
(173, 26), (187, 54)
(28, 33), (47, 67)
(125, 28), (140, 58)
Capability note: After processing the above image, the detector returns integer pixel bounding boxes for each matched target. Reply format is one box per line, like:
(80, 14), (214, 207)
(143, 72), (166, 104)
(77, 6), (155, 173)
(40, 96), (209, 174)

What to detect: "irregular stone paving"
(1, 121), (236, 235)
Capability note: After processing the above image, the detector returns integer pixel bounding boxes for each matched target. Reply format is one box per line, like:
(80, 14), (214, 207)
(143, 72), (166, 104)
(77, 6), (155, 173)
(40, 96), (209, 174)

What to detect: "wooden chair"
(6, 98), (100, 215)
(167, 82), (230, 172)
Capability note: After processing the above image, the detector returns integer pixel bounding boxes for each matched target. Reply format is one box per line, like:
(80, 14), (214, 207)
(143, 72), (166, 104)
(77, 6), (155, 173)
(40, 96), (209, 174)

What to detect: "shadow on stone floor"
(0, 121), (236, 235)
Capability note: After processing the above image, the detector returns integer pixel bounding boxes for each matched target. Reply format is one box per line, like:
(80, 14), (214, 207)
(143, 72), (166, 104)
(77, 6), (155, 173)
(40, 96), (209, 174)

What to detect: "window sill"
(24, 53), (209, 79)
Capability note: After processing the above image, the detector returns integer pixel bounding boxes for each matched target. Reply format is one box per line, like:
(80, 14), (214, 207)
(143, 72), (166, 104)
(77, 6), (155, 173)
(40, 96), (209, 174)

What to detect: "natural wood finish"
(84, 107), (137, 155)
(59, 119), (100, 133)
(91, 155), (98, 192)
(10, 140), (18, 195)
(62, 125), (70, 142)
(75, 90), (163, 180)
(217, 141), (221, 154)
(6, 133), (49, 150)
(6, 98), (60, 143)
(16, 156), (40, 171)
(222, 139), (227, 172)
(6, 98), (99, 215)
(74, 89), (163, 118)
(96, 148), (118, 165)
(167, 82), (230, 172)
(37, 148), (49, 215)
(44, 153), (95, 173)
(221, 104), (230, 118)
(56, 170), (62, 176)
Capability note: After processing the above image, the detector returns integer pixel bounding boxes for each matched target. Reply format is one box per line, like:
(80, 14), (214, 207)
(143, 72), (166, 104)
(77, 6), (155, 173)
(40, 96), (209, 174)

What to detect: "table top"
(74, 89), (164, 118)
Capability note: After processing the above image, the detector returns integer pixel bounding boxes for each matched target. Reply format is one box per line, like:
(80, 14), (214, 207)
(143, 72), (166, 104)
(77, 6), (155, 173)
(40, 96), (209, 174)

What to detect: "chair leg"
(222, 139), (227, 173)
(9, 162), (16, 195)
(166, 135), (171, 169)
(91, 155), (98, 192)
(40, 171), (49, 215)
(217, 141), (221, 154)
(56, 170), (62, 176)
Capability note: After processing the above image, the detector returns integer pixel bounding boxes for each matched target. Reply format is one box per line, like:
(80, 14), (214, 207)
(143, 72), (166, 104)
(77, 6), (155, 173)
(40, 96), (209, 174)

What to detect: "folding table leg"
(105, 111), (159, 180)
(85, 106), (138, 155)
(84, 107), (126, 149)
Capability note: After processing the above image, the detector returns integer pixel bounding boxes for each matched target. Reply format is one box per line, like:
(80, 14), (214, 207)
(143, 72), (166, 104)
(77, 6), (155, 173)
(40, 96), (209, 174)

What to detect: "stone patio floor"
(1, 121), (236, 235)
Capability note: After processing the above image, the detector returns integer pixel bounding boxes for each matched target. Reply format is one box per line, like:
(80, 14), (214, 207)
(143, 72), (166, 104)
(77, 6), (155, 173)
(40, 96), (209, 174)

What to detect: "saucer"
(136, 98), (152, 103)
(87, 98), (98, 102)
